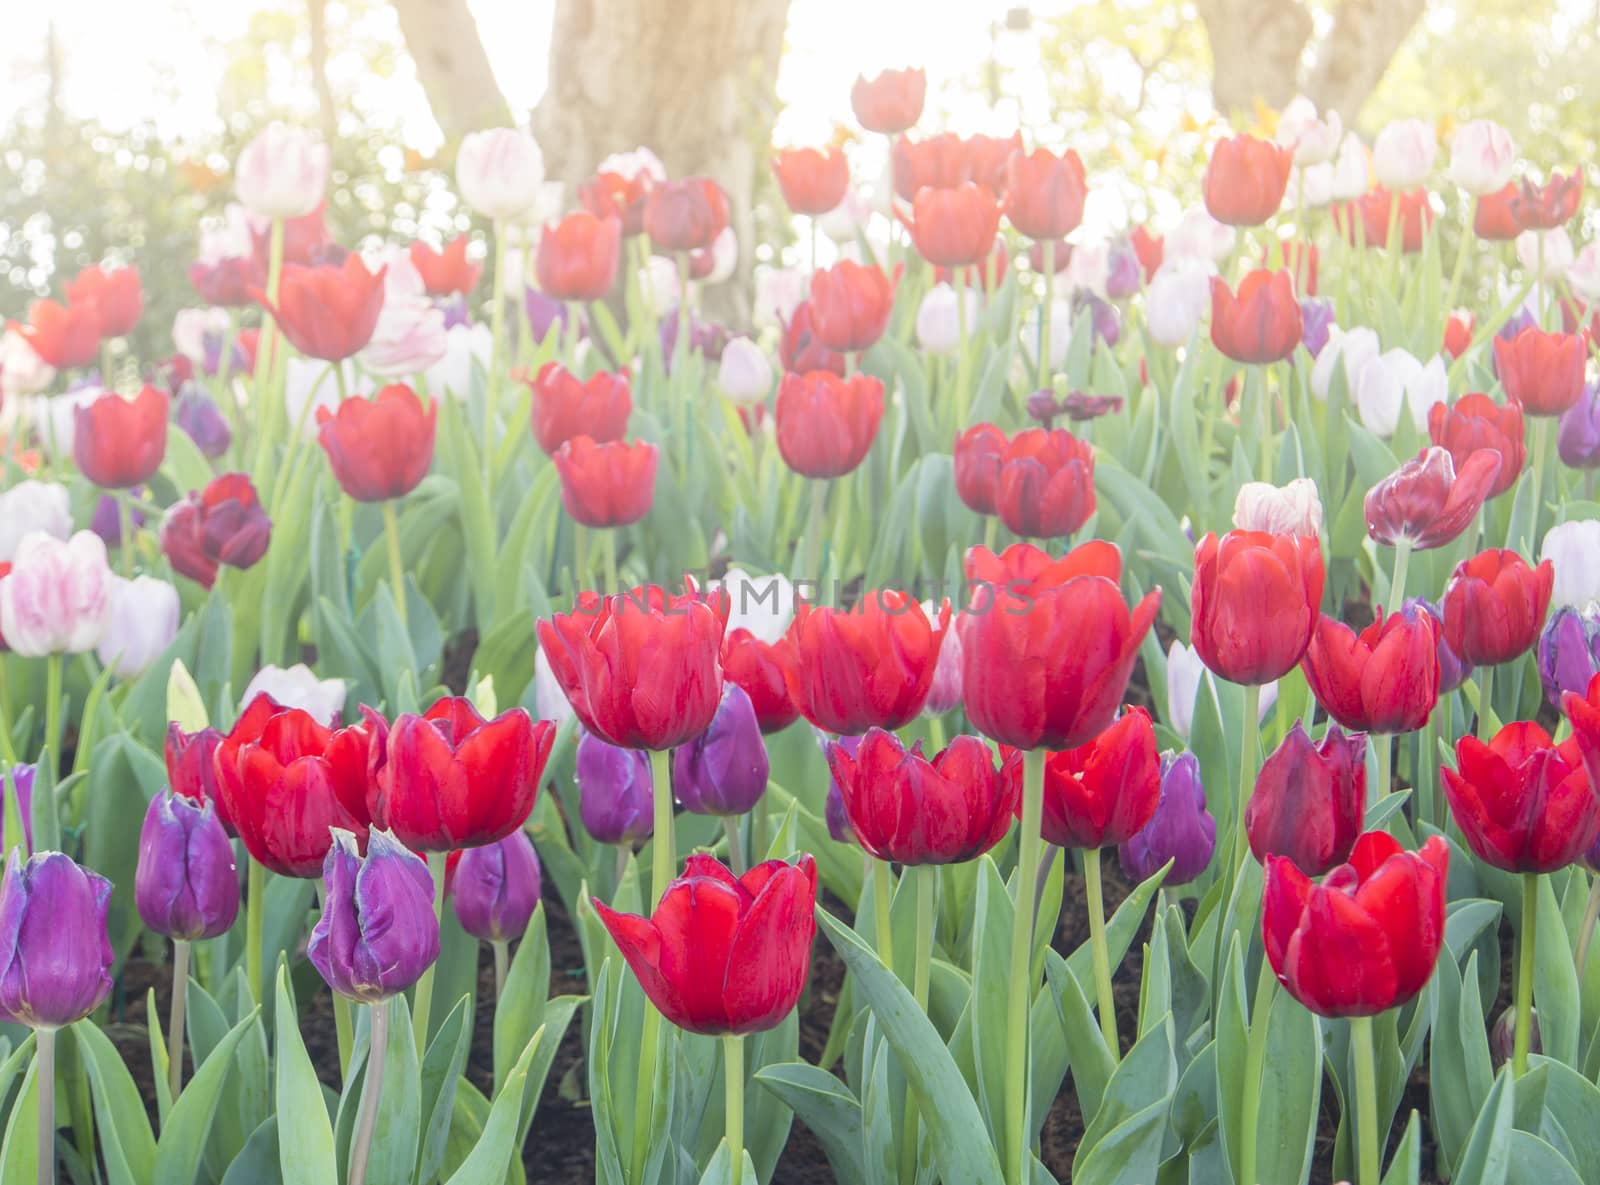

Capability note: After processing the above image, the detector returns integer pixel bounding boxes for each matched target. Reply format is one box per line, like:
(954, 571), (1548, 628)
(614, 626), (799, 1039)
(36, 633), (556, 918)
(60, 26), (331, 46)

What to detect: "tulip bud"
(818, 731), (861, 845)
(95, 575), (180, 679)
(576, 729), (655, 844)
(673, 685), (769, 817)
(1246, 722), (1367, 876)
(0, 531), (113, 657)
(1145, 261), (1211, 348)
(1310, 326), (1381, 401)
(915, 283), (979, 356)
(2, 766), (34, 857)
(308, 829), (440, 1003)
(451, 830), (542, 943)
(1117, 751), (1215, 885)
(1233, 477), (1323, 536)
(1299, 298), (1335, 358)
(135, 790), (239, 941)
(241, 663), (346, 724)
(716, 337), (773, 406)
(1541, 520), (1600, 609)
(1537, 606), (1600, 709)
(0, 482), (72, 565)
(1406, 598), (1474, 693)
(1448, 121), (1516, 196)
(1373, 119), (1437, 190)
(456, 128), (546, 222)
(235, 124), (329, 220)
(172, 387), (233, 458)
(1559, 383), (1600, 469)
(1489, 1005), (1539, 1069)
(0, 850), (114, 1028)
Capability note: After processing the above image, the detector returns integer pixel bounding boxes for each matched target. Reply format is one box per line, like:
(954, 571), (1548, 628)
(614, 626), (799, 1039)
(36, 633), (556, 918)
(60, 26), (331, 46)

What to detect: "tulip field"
(6, 57), (1600, 1185)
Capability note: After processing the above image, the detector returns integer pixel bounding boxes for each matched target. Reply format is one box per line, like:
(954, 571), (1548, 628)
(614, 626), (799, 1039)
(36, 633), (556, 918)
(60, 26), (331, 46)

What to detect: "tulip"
(1494, 327), (1586, 417)
(716, 338), (773, 406)
(359, 258), (448, 377)
(921, 600), (964, 716)
(93, 575), (179, 679)
(308, 828), (439, 1003)
(0, 850), (114, 1027)
(537, 583), (727, 750)
(64, 264), (143, 338)
(1517, 228), (1576, 281)
(1310, 325), (1381, 401)
(594, 852), (817, 1034)
(775, 371), (885, 479)
(451, 830), (541, 943)
(1145, 260), (1212, 348)
(1202, 134), (1293, 227)
(826, 730), (1019, 864)
(721, 617), (800, 734)
(580, 159), (660, 237)
(1569, 245), (1600, 303)
(1442, 549), (1554, 666)
(1233, 477), (1323, 536)
(1128, 224), (1163, 279)
(851, 67), (926, 134)
(1164, 639), (1279, 740)
(1428, 393), (1526, 498)
(410, 236), (482, 297)
(1474, 183), (1523, 240)
(423, 323), (491, 399)
(1404, 598), (1473, 694)
(135, 789), (238, 941)
(257, 255), (387, 361)
(235, 124), (329, 219)
(0, 328), (57, 398)
(1353, 349), (1446, 437)
(1, 766), (32, 856)
(1003, 147), (1088, 240)
(535, 211), (622, 302)
(1105, 239), (1142, 298)
(1364, 447), (1502, 551)
(166, 722), (228, 826)
(576, 729), (655, 844)
(784, 592), (949, 735)
(1373, 119), (1437, 189)
(808, 260), (894, 353)
(1558, 382), (1600, 469)
(644, 177), (730, 254)
(1538, 607), (1600, 709)
(658, 309), (729, 370)
(915, 283), (980, 356)
(316, 384), (436, 502)
(0, 482), (71, 565)
(1209, 270), (1302, 364)
(1338, 188), (1434, 253)
(1276, 98), (1342, 165)
(953, 423), (1007, 515)
(994, 427), (1096, 540)
(674, 685), (770, 817)
(962, 542), (1160, 750)
(1541, 520), (1600, 608)
(1166, 205), (1238, 263)
(1117, 751), (1215, 885)
(1511, 171), (1584, 230)
(526, 362), (631, 456)
(1263, 831), (1448, 1016)
(72, 385), (169, 489)
(1443, 311), (1475, 360)
(552, 437), (658, 529)
(14, 299), (99, 370)
(1191, 530), (1324, 685)
(0, 531), (113, 657)
(778, 301), (846, 375)
(1301, 608), (1440, 735)
(455, 128), (545, 222)
(1448, 121), (1516, 195)
(771, 146), (850, 216)
(241, 662), (346, 724)
(1029, 707), (1161, 849)
(173, 386), (233, 458)
(161, 473), (272, 589)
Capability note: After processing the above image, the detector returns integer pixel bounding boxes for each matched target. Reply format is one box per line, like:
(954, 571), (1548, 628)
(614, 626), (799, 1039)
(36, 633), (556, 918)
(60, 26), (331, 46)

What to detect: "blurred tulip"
(808, 260), (894, 352)
(778, 301), (846, 375)
(1276, 98), (1342, 166)
(1442, 549), (1554, 666)
(0, 851), (114, 1028)
(1210, 270), (1302, 363)
(317, 384), (436, 501)
(993, 427), (1096, 539)
(360, 258), (447, 377)
(1568, 245), (1600, 304)
(1031, 707), (1161, 849)
(1004, 147), (1088, 240)
(161, 473), (271, 589)
(1511, 171), (1584, 230)
(1, 767), (32, 856)
(1558, 382), (1600, 469)
(1354, 349), (1446, 437)
(1494, 327), (1586, 417)
(451, 830), (541, 943)
(1118, 751), (1215, 885)
(1364, 447), (1501, 551)
(1145, 260), (1212, 347)
(775, 371), (885, 479)
(234, 125), (328, 221)
(1448, 121), (1516, 195)
(174, 387), (233, 458)
(644, 177), (729, 253)
(95, 575), (179, 679)
(136, 790), (238, 941)
(527, 363), (631, 456)
(1234, 477), (1323, 536)
(0, 328), (57, 397)
(1310, 325), (1381, 400)
(72, 385), (169, 489)
(1541, 520), (1600, 608)
(1538, 606), (1600, 709)
(1337, 188), (1434, 252)
(1443, 311), (1475, 360)
(716, 338), (773, 406)
(1444, 722), (1600, 872)
(851, 68), (926, 134)
(257, 256), (386, 361)
(0, 482), (71, 564)
(920, 599), (964, 716)
(553, 437), (658, 528)
(537, 211), (622, 301)
(785, 592), (949, 735)
(674, 684), (769, 817)
(0, 531), (112, 657)
(915, 283), (980, 356)
(1191, 531), (1324, 685)
(772, 146), (850, 216)
(240, 663), (346, 724)
(576, 729), (655, 844)
(1203, 134), (1293, 226)
(410, 236), (482, 297)
(1474, 183), (1522, 240)
(456, 128), (546, 222)
(1166, 205), (1237, 263)
(1373, 120), (1437, 189)
(310, 829), (439, 1002)
(64, 265), (142, 338)
(1517, 228), (1575, 280)
(15, 299), (99, 370)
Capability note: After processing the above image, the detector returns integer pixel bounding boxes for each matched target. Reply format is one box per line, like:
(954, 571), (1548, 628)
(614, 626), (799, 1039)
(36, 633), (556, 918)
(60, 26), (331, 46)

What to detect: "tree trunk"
(391, 0), (512, 144)
(1195, 0), (1313, 116)
(1303, 0), (1428, 124)
(307, 0), (338, 145)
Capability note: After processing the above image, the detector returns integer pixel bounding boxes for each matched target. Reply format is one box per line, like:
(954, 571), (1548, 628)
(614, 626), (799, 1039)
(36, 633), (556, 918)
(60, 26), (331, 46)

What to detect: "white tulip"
(0, 481), (73, 563)
(1310, 326), (1381, 401)
(1541, 520), (1600, 608)
(241, 663), (346, 724)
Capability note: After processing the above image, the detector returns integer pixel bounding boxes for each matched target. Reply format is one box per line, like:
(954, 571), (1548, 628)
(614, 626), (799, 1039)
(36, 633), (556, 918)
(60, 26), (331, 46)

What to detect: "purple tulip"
(817, 730), (862, 845)
(90, 489), (146, 548)
(673, 684), (769, 817)
(659, 309), (729, 371)
(1299, 299), (1335, 358)
(174, 386), (233, 458)
(308, 829), (440, 1003)
(1406, 597), (1474, 693)
(523, 287), (572, 345)
(1558, 381), (1600, 470)
(0, 850), (114, 1028)
(3, 766), (33, 856)
(1538, 606), (1600, 710)
(1074, 291), (1120, 348)
(451, 830), (542, 943)
(577, 730), (654, 844)
(135, 790), (239, 941)
(1117, 750), (1216, 886)
(1105, 240), (1142, 300)
(437, 294), (472, 331)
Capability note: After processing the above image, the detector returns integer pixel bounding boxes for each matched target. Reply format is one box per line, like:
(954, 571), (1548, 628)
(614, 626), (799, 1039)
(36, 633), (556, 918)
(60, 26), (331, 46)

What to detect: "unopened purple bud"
(673, 684), (769, 817)
(1105, 240), (1141, 300)
(577, 730), (654, 844)
(91, 488), (146, 548)
(1538, 606), (1600, 709)
(1406, 597), (1474, 693)
(818, 730), (862, 845)
(451, 830), (541, 943)
(175, 386), (233, 459)
(1299, 299), (1335, 358)
(1117, 751), (1215, 886)
(135, 789), (239, 941)
(0, 850), (114, 1028)
(1558, 381), (1600, 470)
(2, 766), (33, 856)
(308, 829), (440, 1003)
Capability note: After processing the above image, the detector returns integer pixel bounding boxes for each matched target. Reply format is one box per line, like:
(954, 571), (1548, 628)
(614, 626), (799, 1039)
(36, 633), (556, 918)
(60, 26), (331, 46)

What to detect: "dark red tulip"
(73, 385), (169, 489)
(994, 427), (1096, 540)
(1337, 188), (1434, 252)
(851, 67), (926, 135)
(189, 258), (255, 308)
(1247, 722), (1366, 875)
(1364, 446), (1502, 551)
(14, 299), (100, 369)
(1510, 171), (1583, 230)
(1474, 184), (1522, 241)
(161, 473), (272, 589)
(580, 170), (654, 237)
(771, 147), (850, 216)
(1028, 707), (1160, 849)
(367, 697), (553, 852)
(1191, 530), (1325, 685)
(779, 302), (846, 376)
(643, 177), (729, 253)
(953, 423), (1007, 515)
(1302, 609), (1439, 735)
(1004, 148), (1088, 241)
(1202, 135), (1293, 227)
(808, 260), (895, 353)
(904, 183), (1002, 268)
(1263, 832), (1448, 1017)
(537, 583), (728, 750)
(166, 723), (230, 832)
(527, 362), (631, 456)
(1209, 270), (1303, 364)
(1442, 721), (1600, 873)
(594, 853), (816, 1035)
(721, 629), (800, 734)
(212, 696), (374, 877)
(784, 592), (950, 735)
(827, 730), (1020, 865)
(64, 265), (143, 338)
(960, 542), (1160, 750)
(552, 437), (658, 528)
(1493, 327), (1586, 417)
(316, 384), (436, 502)
(775, 370), (885, 479)
(257, 255), (386, 362)
(1441, 549), (1554, 666)
(537, 211), (622, 301)
(1130, 225), (1164, 282)
(1428, 393), (1525, 498)
(410, 236), (482, 297)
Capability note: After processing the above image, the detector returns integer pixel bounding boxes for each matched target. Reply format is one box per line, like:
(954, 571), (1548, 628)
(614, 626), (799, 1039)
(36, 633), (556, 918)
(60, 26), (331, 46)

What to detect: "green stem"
(382, 500), (408, 629)
(872, 857), (894, 971)
(1528, 415), (1551, 544)
(1083, 847), (1119, 1057)
(43, 653), (62, 768)
(724, 1034), (745, 1185)
(602, 528), (620, 595)
(649, 748), (676, 905)
(348, 998), (389, 1185)
(1385, 540), (1412, 616)
(1037, 239), (1055, 390)
(1257, 366), (1273, 482)
(954, 266), (972, 433)
(250, 218), (285, 478)
(36, 1027), (55, 1185)
(493, 940), (509, 1001)
(1477, 665), (1497, 741)
(167, 940), (190, 1101)
(1515, 872), (1538, 1076)
(410, 851), (448, 1052)
(1375, 735), (1392, 799)
(333, 993), (354, 1082)
(1003, 749), (1047, 1185)
(246, 859), (265, 1004)
(1576, 875), (1600, 982)
(1231, 682), (1263, 876)
(485, 219), (508, 476)
(117, 493), (135, 578)
(900, 865), (935, 1184)
(631, 1005), (663, 1182)
(1350, 1014), (1382, 1185)
(802, 481), (828, 584)
(1237, 957), (1277, 1185)
(722, 816), (746, 876)
(1442, 199), (1474, 317)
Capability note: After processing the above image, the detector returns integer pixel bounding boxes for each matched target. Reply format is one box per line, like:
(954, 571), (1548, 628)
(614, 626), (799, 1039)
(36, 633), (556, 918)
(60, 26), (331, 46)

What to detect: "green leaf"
(1451, 1068), (1514, 1185)
(442, 1029), (543, 1185)
(73, 1019), (158, 1185)
(1533, 875), (1582, 1066)
(415, 998), (472, 1185)
(218, 1117), (283, 1185)
(153, 1007), (260, 1185)
(362, 996), (422, 1185)
(1505, 1132), (1583, 1185)
(1046, 953), (1114, 1124)
(755, 1063), (867, 1185)
(1381, 1111), (1422, 1185)
(274, 967), (339, 1185)
(494, 904), (551, 1094)
(0, 1044), (41, 1185)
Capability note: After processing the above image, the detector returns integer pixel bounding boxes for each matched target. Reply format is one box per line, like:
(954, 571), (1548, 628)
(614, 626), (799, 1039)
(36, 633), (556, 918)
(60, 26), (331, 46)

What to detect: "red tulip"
(721, 629), (800, 734)
(1441, 549), (1554, 666)
(316, 384), (436, 502)
(771, 147), (850, 216)
(1337, 188), (1433, 252)
(827, 730), (1020, 864)
(13, 299), (100, 369)
(537, 583), (727, 750)
(779, 302), (846, 376)
(1493, 327), (1586, 417)
(1510, 170), (1583, 230)
(851, 67), (926, 135)
(904, 183), (1002, 268)
(1474, 184), (1523, 240)
(594, 853), (816, 1035)
(953, 423), (1007, 515)
(1442, 721), (1600, 873)
(552, 437), (658, 528)
(775, 371), (885, 479)
(1443, 312), (1474, 360)
(64, 265), (143, 338)
(166, 723), (230, 832)
(1130, 226), (1163, 282)
(962, 132), (1023, 194)
(580, 170), (654, 237)
(73, 385), (169, 489)
(1428, 393), (1525, 498)
(161, 472), (273, 588)
(367, 697), (553, 852)
(212, 695), (374, 877)
(1364, 446), (1502, 551)
(257, 255), (386, 362)
(784, 592), (950, 735)
(1562, 672), (1600, 791)
(960, 542), (1160, 750)
(1202, 135), (1293, 227)
(643, 177), (729, 253)
(527, 362), (631, 456)
(410, 236), (482, 297)
(1191, 531), (1325, 685)
(1302, 608), (1439, 735)
(892, 133), (973, 202)
(189, 258), (255, 308)
(1004, 148), (1088, 241)
(253, 204), (336, 270)
(995, 427), (1096, 540)
(1027, 707), (1160, 849)
(1027, 238), (1073, 275)
(1263, 832), (1448, 1017)
(808, 261), (895, 353)
(1247, 723), (1367, 875)
(1209, 270), (1303, 364)
(537, 211), (622, 302)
